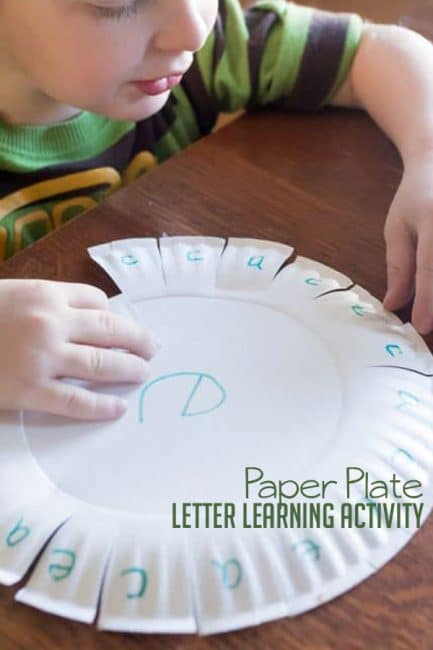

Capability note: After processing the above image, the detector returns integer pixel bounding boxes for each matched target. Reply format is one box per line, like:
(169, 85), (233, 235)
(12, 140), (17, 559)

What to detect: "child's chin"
(88, 91), (170, 123)
(122, 90), (170, 121)
(138, 94), (170, 118)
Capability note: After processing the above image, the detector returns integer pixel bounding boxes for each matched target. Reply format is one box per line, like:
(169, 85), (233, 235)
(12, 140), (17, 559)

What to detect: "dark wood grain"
(1, 2), (433, 649)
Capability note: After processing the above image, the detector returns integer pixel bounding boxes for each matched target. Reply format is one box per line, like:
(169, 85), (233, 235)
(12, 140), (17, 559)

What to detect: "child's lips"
(132, 74), (184, 96)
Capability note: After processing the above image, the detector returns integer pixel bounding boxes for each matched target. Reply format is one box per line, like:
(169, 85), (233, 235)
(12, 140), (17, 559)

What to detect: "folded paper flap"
(88, 236), (295, 298)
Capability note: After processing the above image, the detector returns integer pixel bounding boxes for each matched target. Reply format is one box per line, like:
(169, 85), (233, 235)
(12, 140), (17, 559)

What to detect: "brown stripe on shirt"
(275, 11), (351, 111)
(245, 7), (280, 109)
(181, 60), (219, 135)
(132, 94), (178, 156)
(213, 0), (228, 70)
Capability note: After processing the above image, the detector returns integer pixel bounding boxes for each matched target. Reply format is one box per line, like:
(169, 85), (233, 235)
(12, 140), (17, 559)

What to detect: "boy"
(0, 0), (432, 421)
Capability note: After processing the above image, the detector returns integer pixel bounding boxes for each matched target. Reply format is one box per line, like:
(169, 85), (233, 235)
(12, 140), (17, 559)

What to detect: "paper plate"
(1, 236), (433, 635)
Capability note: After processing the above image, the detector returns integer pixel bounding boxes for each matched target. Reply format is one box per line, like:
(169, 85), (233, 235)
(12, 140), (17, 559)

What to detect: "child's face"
(0, 0), (218, 122)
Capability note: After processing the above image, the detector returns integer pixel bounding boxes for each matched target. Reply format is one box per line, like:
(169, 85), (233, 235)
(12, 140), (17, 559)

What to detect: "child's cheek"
(53, 45), (137, 103)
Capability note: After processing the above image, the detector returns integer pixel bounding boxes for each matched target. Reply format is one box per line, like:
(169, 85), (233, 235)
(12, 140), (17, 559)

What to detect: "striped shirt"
(0, 0), (363, 260)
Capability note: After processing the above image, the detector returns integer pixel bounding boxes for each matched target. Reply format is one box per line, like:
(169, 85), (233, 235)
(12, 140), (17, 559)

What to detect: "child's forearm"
(344, 22), (433, 333)
(350, 24), (433, 165)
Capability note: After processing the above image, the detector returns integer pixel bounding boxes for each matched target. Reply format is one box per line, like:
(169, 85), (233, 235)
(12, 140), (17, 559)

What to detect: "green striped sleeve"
(195, 0), (364, 113)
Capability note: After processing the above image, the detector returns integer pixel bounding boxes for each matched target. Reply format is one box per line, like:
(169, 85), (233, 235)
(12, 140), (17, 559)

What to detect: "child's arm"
(0, 279), (157, 419)
(328, 24), (433, 334)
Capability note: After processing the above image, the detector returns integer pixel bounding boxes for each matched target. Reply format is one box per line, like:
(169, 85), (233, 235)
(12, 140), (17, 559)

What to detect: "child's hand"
(0, 279), (156, 420)
(383, 151), (433, 335)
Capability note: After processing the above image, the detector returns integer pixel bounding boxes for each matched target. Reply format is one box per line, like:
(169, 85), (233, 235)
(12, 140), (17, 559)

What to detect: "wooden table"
(1, 2), (433, 649)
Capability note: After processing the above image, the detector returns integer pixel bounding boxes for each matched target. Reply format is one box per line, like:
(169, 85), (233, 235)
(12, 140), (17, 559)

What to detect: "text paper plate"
(1, 236), (433, 635)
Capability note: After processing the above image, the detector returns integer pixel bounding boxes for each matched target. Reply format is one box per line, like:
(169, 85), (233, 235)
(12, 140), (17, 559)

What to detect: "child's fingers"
(383, 217), (416, 311)
(67, 308), (159, 360)
(30, 381), (128, 421)
(411, 220), (433, 334)
(58, 345), (150, 384)
(64, 283), (109, 310)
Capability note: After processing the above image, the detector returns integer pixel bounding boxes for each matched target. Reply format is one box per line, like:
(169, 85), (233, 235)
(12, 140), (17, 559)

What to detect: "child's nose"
(152, 0), (209, 54)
